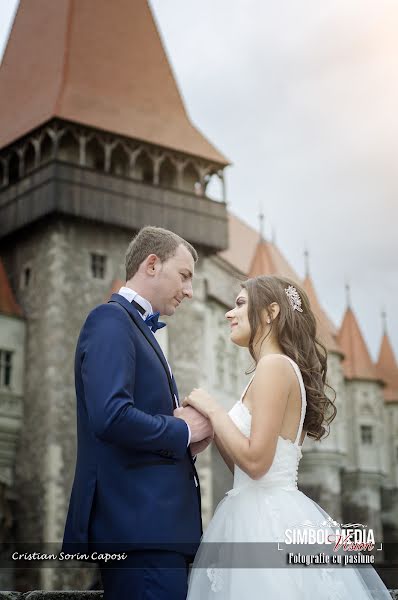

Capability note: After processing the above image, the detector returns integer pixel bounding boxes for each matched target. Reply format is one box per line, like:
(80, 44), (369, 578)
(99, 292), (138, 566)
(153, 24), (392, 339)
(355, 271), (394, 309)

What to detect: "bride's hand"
(183, 388), (218, 418)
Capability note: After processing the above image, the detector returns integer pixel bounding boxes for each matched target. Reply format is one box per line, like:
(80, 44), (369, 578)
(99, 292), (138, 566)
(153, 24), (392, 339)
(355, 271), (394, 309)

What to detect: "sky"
(0, 0), (397, 359)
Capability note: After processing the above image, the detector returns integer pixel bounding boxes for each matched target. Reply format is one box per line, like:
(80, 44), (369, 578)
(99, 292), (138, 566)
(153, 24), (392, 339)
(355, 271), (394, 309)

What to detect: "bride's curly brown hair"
(241, 275), (336, 441)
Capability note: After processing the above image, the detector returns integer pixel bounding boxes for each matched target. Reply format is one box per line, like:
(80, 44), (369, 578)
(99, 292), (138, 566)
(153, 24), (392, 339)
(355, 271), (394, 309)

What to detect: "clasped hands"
(174, 388), (218, 455)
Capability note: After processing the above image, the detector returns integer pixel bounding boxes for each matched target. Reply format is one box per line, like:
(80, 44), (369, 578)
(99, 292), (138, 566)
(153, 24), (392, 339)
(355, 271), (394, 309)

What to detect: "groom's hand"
(190, 436), (213, 455)
(173, 406), (214, 443)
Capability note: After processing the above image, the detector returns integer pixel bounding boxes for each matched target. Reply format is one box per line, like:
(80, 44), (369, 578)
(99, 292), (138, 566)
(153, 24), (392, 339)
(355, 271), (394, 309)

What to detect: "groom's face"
(153, 244), (195, 316)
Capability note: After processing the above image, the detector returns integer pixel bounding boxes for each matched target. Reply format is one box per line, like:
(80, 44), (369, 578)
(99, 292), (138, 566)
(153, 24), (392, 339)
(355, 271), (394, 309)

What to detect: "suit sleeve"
(80, 304), (189, 459)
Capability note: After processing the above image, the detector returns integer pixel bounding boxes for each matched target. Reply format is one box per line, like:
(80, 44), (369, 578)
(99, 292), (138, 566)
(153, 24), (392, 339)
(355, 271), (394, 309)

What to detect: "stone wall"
(1, 217), (133, 590)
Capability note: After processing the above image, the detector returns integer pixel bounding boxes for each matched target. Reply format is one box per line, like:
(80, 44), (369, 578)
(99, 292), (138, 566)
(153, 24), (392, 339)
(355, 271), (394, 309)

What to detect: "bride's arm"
(214, 433), (234, 473)
(185, 355), (292, 480)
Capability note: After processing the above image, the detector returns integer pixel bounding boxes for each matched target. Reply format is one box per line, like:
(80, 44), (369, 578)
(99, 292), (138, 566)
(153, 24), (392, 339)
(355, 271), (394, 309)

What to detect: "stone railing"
(0, 594), (103, 600)
(0, 591), (397, 599)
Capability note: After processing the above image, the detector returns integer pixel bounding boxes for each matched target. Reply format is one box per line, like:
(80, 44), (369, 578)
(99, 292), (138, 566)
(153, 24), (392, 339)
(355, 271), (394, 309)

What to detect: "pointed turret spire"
(302, 271), (342, 355)
(345, 282), (351, 307)
(338, 301), (379, 381)
(0, 0), (228, 164)
(258, 205), (265, 241)
(376, 312), (398, 403)
(381, 309), (387, 335)
(304, 247), (310, 277)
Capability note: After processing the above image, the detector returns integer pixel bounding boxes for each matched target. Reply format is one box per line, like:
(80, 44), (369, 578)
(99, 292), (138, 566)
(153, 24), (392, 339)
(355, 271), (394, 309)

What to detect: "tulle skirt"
(187, 484), (392, 599)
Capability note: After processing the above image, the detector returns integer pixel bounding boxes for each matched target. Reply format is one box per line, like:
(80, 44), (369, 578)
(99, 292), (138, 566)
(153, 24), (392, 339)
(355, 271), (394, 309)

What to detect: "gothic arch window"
(0, 159), (5, 187)
(110, 144), (129, 177)
(181, 162), (200, 193)
(58, 130), (79, 164)
(86, 137), (104, 171)
(159, 156), (177, 188)
(24, 141), (36, 174)
(204, 172), (223, 201)
(8, 151), (19, 185)
(134, 151), (153, 184)
(41, 132), (54, 164)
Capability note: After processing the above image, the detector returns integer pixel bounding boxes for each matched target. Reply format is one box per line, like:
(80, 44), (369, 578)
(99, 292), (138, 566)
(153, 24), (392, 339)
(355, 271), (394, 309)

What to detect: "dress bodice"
(227, 355), (307, 494)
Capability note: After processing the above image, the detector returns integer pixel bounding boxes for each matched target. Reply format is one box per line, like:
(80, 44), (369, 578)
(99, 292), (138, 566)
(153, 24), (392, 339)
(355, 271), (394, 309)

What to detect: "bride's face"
(225, 289), (251, 347)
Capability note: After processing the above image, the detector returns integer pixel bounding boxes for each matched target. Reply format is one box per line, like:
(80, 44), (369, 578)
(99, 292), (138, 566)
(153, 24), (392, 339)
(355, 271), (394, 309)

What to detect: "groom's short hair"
(125, 226), (198, 280)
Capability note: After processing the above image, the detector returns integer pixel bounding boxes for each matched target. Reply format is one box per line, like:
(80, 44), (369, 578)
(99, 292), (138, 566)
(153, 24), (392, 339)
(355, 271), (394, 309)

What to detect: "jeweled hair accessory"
(285, 285), (303, 312)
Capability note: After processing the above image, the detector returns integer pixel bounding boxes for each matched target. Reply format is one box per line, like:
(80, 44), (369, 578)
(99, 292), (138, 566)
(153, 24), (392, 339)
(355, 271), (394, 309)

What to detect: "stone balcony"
(0, 161), (228, 254)
(0, 119), (229, 254)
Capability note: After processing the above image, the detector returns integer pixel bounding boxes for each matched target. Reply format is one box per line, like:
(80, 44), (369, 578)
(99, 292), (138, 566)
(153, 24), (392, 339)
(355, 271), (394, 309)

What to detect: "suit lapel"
(109, 294), (176, 407)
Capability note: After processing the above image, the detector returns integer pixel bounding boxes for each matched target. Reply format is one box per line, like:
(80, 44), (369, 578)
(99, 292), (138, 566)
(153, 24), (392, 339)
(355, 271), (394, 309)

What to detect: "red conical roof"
(0, 258), (23, 318)
(248, 238), (301, 282)
(303, 275), (342, 354)
(219, 213), (261, 275)
(338, 307), (379, 381)
(0, 0), (228, 164)
(377, 333), (398, 403)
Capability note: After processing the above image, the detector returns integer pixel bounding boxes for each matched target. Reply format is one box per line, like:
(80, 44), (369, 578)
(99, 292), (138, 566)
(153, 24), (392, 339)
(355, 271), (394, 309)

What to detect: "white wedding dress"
(187, 355), (392, 599)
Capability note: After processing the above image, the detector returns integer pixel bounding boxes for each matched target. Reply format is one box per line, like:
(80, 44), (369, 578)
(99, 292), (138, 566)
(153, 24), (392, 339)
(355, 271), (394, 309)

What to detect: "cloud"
(150, 0), (398, 356)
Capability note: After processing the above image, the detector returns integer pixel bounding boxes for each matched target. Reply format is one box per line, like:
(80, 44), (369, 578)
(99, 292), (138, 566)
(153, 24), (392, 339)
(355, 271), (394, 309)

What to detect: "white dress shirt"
(117, 286), (191, 446)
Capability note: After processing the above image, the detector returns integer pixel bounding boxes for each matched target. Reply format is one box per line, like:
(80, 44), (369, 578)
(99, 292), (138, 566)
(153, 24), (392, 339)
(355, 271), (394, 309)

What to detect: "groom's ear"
(144, 254), (161, 276)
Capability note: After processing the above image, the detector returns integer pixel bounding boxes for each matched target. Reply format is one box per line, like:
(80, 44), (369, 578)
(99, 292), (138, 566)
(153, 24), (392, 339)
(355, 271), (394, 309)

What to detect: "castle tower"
(299, 263), (346, 519)
(0, 0), (229, 589)
(376, 316), (398, 559)
(338, 295), (386, 543)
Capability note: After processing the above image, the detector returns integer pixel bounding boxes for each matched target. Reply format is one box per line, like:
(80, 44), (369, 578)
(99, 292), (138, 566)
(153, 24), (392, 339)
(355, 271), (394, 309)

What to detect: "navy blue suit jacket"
(62, 294), (202, 556)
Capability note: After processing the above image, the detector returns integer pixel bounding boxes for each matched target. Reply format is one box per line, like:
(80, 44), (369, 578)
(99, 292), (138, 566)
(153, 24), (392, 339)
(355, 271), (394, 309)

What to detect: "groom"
(63, 226), (213, 600)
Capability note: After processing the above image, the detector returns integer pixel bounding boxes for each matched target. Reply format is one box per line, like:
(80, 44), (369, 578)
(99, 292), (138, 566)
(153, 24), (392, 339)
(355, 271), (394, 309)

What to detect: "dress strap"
(240, 356), (307, 445)
(240, 373), (255, 402)
(277, 355), (307, 445)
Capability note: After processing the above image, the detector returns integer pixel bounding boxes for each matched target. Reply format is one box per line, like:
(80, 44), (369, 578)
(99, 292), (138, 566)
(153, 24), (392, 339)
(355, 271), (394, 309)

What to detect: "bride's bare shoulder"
(253, 354), (296, 388)
(256, 353), (294, 371)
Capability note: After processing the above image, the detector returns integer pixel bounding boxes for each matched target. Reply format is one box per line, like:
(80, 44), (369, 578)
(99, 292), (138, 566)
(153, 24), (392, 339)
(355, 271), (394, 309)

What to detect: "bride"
(183, 275), (391, 599)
